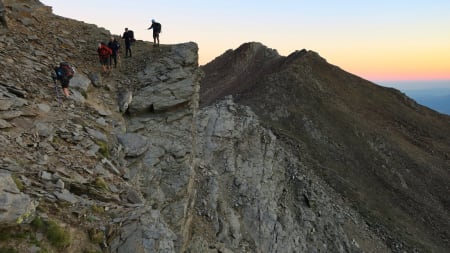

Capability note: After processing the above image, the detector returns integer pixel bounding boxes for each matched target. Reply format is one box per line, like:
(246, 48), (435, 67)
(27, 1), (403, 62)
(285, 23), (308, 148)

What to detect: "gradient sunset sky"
(40, 0), (450, 85)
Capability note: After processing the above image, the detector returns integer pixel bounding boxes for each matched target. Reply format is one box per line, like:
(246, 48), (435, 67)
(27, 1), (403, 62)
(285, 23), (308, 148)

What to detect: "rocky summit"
(0, 1), (449, 253)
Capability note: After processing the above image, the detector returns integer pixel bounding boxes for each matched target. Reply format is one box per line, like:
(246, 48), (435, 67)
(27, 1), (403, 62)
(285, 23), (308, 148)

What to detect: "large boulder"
(0, 172), (36, 225)
(70, 72), (92, 93)
(129, 78), (195, 113)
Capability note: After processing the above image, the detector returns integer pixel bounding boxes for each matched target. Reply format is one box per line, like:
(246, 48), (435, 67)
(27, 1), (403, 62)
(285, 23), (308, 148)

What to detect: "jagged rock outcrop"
(109, 42), (200, 253)
(188, 97), (389, 252)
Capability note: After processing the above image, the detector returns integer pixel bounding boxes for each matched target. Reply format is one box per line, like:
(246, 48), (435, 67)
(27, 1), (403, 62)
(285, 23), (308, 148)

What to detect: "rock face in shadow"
(201, 42), (450, 252)
(188, 97), (388, 252)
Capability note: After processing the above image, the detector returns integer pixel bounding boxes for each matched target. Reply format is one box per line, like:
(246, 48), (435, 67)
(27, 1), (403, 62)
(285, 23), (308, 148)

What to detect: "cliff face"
(1, 1), (449, 253)
(201, 43), (450, 252)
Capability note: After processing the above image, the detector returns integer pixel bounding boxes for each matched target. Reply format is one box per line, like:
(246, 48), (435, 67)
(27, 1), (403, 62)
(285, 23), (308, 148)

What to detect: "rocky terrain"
(201, 43), (450, 252)
(1, 1), (448, 253)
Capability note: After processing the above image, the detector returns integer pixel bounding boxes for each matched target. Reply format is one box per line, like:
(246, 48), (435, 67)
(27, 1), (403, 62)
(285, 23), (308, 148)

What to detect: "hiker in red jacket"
(97, 42), (112, 74)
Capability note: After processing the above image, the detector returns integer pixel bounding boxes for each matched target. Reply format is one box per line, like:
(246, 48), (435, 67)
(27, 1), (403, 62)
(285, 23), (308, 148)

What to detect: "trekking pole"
(51, 72), (62, 105)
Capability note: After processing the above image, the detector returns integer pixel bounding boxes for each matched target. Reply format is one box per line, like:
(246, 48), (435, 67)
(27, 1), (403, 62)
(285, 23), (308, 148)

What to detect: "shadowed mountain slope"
(200, 42), (450, 252)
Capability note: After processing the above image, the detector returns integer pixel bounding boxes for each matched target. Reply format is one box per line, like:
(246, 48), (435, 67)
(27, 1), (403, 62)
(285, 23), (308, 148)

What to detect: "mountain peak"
(200, 41), (450, 252)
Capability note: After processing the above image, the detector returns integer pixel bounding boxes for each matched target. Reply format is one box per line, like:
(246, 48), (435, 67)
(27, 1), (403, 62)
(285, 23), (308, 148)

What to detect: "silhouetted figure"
(0, 1), (7, 28)
(147, 19), (162, 47)
(122, 28), (135, 57)
(108, 37), (120, 69)
(98, 42), (112, 73)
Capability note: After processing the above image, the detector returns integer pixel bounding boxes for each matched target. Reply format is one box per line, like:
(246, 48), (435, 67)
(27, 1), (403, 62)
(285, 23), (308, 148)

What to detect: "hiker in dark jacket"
(147, 19), (161, 47)
(52, 62), (74, 98)
(108, 37), (120, 69)
(122, 28), (134, 57)
(98, 42), (112, 73)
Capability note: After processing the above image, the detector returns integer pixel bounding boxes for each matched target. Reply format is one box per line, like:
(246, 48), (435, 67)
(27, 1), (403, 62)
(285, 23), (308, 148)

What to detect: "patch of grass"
(0, 227), (31, 241)
(93, 177), (107, 190)
(0, 247), (17, 253)
(96, 140), (110, 158)
(91, 205), (104, 214)
(11, 174), (24, 191)
(14, 159), (27, 167)
(0, 231), (11, 241)
(88, 228), (104, 244)
(46, 220), (71, 249)
(31, 216), (45, 230)
(37, 248), (51, 253)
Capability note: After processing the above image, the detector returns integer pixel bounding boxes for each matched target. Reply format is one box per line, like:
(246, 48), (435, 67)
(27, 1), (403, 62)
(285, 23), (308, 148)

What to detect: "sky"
(40, 0), (450, 88)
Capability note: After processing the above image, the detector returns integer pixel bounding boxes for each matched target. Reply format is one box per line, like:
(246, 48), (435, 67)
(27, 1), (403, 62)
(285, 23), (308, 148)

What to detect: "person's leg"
(61, 80), (70, 97)
(63, 87), (70, 97)
(125, 43), (130, 57)
(113, 55), (117, 68)
(102, 60), (107, 73)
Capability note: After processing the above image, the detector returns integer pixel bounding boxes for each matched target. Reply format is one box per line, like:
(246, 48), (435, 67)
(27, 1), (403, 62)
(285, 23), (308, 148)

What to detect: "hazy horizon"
(376, 80), (450, 115)
(378, 80), (450, 90)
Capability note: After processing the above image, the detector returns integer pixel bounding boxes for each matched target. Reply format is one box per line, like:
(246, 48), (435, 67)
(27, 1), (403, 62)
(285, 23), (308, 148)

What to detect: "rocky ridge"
(1, 1), (444, 253)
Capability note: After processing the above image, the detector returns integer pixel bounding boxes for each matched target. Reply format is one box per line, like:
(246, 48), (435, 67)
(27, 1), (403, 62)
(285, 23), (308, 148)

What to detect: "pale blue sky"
(41, 0), (450, 87)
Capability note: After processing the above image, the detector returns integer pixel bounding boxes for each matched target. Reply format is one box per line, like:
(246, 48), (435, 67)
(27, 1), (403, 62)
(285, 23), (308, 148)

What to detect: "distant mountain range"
(379, 81), (450, 115)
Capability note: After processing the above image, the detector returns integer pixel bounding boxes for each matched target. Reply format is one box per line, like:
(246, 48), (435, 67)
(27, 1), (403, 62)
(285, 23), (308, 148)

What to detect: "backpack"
(154, 23), (161, 33)
(57, 62), (74, 80)
(99, 45), (112, 58)
(128, 30), (136, 42)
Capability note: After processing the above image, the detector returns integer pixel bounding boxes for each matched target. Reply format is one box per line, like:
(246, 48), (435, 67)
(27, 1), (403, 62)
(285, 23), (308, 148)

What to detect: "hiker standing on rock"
(122, 28), (135, 57)
(98, 42), (112, 74)
(108, 37), (120, 69)
(147, 19), (161, 47)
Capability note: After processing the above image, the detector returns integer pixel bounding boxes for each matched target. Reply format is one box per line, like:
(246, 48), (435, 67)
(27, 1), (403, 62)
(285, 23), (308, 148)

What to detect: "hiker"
(97, 42), (112, 73)
(52, 62), (74, 98)
(122, 28), (135, 57)
(108, 37), (120, 69)
(147, 19), (162, 47)
(0, 1), (7, 28)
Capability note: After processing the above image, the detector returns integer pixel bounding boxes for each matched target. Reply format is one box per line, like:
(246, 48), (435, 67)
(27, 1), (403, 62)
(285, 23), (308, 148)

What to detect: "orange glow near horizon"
(41, 0), (450, 85)
(321, 46), (450, 83)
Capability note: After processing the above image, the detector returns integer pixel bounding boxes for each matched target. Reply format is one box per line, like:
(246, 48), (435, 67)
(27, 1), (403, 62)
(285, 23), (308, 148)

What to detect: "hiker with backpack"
(108, 37), (120, 69)
(98, 42), (112, 74)
(52, 62), (74, 98)
(122, 28), (135, 57)
(147, 19), (162, 47)
(0, 1), (7, 28)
